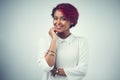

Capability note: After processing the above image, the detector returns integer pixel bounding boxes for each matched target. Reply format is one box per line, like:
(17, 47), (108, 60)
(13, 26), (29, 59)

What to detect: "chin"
(55, 29), (61, 32)
(56, 30), (63, 33)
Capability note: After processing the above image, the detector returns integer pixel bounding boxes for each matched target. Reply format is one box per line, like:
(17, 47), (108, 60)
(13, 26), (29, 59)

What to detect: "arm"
(38, 27), (57, 71)
(45, 38), (57, 67)
(50, 38), (88, 79)
(63, 38), (88, 80)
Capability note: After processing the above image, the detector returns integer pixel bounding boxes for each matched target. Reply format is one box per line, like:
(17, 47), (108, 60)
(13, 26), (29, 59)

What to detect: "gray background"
(1, 0), (120, 80)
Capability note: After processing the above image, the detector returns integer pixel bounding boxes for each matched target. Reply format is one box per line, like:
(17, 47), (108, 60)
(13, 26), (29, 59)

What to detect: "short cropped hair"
(51, 3), (79, 28)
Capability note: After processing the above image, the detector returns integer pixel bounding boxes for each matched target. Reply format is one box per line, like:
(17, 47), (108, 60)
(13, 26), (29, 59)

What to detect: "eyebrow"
(53, 16), (67, 19)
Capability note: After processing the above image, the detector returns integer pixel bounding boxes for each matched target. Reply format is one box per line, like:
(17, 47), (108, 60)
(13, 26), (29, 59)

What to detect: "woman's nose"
(56, 19), (61, 24)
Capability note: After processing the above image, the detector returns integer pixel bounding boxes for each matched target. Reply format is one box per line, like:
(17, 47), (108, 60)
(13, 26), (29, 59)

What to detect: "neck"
(57, 31), (71, 39)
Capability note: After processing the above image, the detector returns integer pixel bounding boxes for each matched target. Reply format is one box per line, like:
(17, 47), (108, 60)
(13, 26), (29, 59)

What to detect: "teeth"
(56, 26), (61, 28)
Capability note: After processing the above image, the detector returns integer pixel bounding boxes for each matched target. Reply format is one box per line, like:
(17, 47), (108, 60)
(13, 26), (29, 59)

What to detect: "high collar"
(57, 33), (75, 44)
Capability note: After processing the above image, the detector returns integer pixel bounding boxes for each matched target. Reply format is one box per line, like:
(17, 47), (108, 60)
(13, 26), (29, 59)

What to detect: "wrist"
(52, 38), (57, 41)
(47, 50), (56, 56)
(57, 68), (66, 76)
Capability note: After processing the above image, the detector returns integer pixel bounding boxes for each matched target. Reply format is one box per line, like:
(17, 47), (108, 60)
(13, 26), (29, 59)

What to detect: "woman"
(38, 3), (88, 80)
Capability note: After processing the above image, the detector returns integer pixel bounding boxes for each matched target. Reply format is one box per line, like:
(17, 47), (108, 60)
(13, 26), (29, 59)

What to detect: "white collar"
(57, 33), (75, 44)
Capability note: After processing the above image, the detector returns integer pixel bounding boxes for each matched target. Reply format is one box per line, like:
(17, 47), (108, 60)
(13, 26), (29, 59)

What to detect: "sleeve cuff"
(64, 67), (86, 80)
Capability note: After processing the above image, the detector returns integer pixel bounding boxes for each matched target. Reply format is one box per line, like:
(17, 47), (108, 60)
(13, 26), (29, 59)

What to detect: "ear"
(70, 23), (73, 25)
(70, 23), (74, 28)
(70, 23), (74, 27)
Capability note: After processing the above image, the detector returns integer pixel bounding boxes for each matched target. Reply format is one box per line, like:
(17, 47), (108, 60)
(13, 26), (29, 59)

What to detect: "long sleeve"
(37, 38), (54, 72)
(64, 38), (89, 80)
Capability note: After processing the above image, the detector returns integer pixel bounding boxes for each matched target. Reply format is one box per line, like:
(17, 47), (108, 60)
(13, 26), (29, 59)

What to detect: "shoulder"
(73, 35), (88, 42)
(72, 35), (88, 47)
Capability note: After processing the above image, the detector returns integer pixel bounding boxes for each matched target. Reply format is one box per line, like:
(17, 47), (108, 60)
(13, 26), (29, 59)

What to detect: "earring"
(71, 23), (73, 25)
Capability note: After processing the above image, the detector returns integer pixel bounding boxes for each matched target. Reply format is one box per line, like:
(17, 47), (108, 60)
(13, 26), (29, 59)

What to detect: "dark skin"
(51, 68), (66, 76)
(50, 10), (72, 77)
(47, 28), (67, 76)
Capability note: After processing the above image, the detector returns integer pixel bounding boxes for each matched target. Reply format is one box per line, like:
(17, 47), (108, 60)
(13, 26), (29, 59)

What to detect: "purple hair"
(51, 3), (79, 28)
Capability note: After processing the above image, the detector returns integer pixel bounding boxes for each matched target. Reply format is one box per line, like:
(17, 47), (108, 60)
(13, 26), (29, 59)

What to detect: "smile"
(56, 25), (63, 29)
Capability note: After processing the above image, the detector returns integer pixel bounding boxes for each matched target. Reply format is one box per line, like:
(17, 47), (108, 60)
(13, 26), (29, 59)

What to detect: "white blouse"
(38, 34), (88, 80)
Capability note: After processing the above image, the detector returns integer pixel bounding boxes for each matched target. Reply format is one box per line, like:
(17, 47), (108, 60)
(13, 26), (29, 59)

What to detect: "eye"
(53, 17), (58, 20)
(61, 17), (67, 21)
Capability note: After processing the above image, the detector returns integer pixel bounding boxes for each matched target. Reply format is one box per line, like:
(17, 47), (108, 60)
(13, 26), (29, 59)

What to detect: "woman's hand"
(50, 68), (57, 77)
(49, 27), (57, 40)
(51, 68), (66, 77)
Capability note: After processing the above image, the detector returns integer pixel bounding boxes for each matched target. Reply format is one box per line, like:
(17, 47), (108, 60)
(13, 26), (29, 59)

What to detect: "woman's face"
(53, 10), (71, 33)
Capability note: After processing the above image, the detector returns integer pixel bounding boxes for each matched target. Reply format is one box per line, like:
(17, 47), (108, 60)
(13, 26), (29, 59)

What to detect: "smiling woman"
(38, 3), (88, 80)
(51, 3), (79, 28)
(53, 10), (71, 39)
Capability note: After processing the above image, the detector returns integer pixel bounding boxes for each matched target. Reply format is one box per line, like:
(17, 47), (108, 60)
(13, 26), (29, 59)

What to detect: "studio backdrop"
(1, 0), (120, 80)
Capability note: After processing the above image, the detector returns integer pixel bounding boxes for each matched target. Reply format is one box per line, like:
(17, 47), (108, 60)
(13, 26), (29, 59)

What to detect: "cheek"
(53, 20), (55, 24)
(65, 22), (71, 27)
(63, 20), (70, 25)
(60, 21), (68, 26)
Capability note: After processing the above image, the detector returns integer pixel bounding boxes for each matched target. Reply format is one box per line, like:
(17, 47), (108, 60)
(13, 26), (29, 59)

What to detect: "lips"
(55, 25), (63, 29)
(56, 26), (61, 29)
